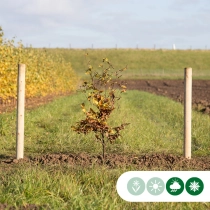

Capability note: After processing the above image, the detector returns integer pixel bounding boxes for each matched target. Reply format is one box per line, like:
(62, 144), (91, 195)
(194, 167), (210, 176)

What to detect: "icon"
(127, 177), (145, 195)
(147, 177), (165, 195)
(185, 177), (204, 196)
(166, 177), (184, 196)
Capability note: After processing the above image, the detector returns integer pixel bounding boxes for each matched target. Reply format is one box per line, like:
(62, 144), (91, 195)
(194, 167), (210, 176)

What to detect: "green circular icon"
(127, 177), (145, 196)
(147, 177), (165, 195)
(166, 177), (184, 196)
(185, 177), (204, 196)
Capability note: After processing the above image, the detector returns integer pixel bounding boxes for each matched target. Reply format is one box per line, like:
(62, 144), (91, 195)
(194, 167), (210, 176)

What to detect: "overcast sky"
(0, 0), (209, 49)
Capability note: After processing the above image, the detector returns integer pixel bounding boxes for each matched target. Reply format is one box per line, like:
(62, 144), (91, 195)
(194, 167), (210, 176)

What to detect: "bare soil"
(1, 153), (210, 171)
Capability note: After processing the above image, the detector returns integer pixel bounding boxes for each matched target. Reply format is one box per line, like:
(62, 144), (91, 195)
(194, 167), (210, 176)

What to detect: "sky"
(0, 0), (210, 49)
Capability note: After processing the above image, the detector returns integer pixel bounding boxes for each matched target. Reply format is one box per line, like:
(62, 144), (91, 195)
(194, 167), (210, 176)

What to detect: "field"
(47, 48), (210, 80)
(0, 49), (210, 209)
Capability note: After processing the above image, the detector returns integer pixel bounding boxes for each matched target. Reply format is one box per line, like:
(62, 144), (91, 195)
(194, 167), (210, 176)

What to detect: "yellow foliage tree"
(0, 27), (79, 104)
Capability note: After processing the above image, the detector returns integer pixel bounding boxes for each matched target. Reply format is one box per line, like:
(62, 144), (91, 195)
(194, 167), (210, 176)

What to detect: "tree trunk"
(102, 133), (105, 163)
(102, 139), (105, 160)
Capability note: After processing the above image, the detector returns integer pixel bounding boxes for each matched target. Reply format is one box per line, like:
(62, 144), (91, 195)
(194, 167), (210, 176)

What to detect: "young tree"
(71, 56), (129, 161)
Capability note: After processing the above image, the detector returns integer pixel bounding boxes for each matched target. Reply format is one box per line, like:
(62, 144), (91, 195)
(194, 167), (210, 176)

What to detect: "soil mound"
(3, 153), (210, 170)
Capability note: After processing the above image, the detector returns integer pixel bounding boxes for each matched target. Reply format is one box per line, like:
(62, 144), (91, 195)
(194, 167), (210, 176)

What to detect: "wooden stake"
(184, 67), (192, 159)
(16, 64), (26, 159)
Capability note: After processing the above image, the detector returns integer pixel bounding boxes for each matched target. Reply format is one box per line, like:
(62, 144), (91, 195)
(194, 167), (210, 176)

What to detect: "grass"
(1, 166), (210, 210)
(46, 48), (210, 79)
(0, 91), (210, 209)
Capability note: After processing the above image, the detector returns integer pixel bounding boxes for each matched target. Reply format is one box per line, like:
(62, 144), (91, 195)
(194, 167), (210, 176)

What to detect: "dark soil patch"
(2, 153), (210, 171)
(124, 79), (210, 115)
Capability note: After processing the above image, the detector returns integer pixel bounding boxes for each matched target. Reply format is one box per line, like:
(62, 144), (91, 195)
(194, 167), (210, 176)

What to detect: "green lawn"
(0, 91), (210, 209)
(46, 48), (210, 79)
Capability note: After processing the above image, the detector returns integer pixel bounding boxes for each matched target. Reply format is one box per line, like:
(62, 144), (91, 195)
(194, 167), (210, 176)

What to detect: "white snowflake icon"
(189, 181), (200, 192)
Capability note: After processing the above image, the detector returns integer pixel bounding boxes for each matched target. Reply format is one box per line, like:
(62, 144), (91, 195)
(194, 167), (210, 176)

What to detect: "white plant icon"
(132, 180), (140, 192)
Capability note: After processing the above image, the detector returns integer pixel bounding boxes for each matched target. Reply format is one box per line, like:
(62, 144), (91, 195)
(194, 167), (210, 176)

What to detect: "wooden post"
(16, 64), (26, 159)
(184, 67), (192, 159)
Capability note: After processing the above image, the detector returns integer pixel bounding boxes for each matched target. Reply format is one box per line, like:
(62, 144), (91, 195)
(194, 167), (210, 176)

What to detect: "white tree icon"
(132, 180), (140, 192)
